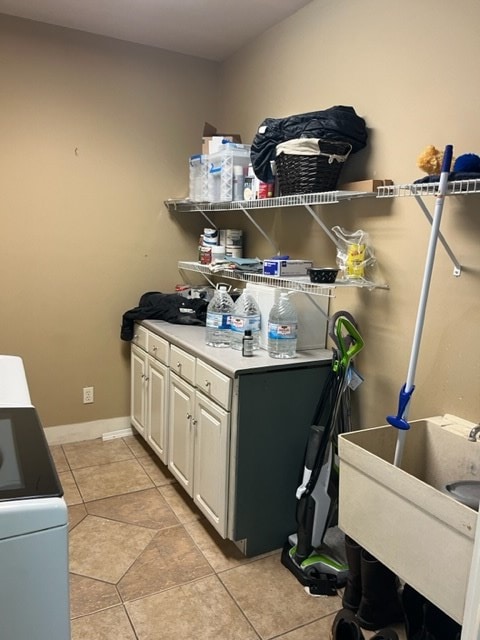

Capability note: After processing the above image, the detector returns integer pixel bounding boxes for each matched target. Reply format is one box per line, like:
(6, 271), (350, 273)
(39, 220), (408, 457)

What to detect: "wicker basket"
(275, 139), (352, 195)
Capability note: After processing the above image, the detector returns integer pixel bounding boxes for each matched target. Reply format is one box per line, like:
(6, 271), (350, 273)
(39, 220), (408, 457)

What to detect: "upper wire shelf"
(377, 179), (480, 198)
(165, 190), (374, 213)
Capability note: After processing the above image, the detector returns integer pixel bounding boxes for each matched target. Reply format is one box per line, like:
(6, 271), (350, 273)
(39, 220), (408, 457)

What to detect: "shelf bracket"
(301, 199), (343, 250)
(237, 204), (280, 256)
(193, 205), (217, 229)
(178, 263), (217, 288)
(299, 291), (330, 320)
(414, 196), (462, 276)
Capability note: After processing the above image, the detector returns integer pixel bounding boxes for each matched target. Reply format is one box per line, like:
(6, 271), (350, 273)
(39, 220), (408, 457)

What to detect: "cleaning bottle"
(230, 291), (261, 351)
(268, 292), (298, 358)
(205, 284), (235, 347)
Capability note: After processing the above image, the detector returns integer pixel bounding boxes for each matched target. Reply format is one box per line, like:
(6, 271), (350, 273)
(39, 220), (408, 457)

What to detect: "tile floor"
(50, 433), (407, 640)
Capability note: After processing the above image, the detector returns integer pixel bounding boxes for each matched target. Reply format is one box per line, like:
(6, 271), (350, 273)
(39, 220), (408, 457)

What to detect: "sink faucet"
(468, 424), (480, 442)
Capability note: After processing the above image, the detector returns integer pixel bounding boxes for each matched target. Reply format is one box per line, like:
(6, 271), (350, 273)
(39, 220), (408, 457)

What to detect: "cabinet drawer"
(170, 345), (195, 385)
(148, 333), (169, 365)
(196, 359), (231, 410)
(132, 324), (148, 350)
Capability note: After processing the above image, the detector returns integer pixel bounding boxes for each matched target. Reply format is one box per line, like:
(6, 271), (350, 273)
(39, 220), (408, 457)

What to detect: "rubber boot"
(371, 631), (399, 640)
(331, 608), (365, 640)
(402, 583), (428, 639)
(402, 583), (462, 640)
(356, 550), (404, 631)
(342, 535), (362, 611)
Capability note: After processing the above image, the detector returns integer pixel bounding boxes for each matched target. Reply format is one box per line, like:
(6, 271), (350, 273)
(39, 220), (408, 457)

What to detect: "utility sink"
(338, 415), (480, 624)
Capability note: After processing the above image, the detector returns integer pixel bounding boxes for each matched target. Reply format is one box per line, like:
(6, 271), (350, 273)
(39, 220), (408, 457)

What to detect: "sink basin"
(338, 415), (480, 624)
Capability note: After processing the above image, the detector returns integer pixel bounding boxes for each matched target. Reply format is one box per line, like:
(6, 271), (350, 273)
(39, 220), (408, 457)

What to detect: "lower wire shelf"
(178, 261), (388, 296)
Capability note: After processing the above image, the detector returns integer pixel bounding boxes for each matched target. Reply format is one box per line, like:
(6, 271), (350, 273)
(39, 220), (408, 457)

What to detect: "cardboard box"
(339, 179), (394, 192)
(338, 416), (479, 624)
(202, 122), (242, 155)
(263, 259), (313, 277)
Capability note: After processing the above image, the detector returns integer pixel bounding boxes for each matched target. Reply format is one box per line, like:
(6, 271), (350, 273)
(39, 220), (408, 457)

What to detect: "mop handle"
(392, 145), (453, 467)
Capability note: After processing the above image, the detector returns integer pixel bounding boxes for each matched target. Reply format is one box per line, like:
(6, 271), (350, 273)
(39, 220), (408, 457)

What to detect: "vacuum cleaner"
(281, 311), (364, 596)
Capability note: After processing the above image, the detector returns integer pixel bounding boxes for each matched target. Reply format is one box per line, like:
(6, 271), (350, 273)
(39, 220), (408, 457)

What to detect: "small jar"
(211, 245), (226, 263)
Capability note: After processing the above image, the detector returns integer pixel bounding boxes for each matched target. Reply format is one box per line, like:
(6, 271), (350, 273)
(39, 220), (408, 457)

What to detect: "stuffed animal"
(417, 145), (445, 175)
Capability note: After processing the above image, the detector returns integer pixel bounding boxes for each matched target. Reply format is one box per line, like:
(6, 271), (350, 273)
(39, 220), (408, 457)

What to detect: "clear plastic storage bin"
(189, 154), (209, 202)
(207, 143), (251, 202)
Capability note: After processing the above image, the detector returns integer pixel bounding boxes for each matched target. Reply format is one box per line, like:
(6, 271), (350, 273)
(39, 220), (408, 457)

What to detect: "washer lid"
(0, 407), (63, 501)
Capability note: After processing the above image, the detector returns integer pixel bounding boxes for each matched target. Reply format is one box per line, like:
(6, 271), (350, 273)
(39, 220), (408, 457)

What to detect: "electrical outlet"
(83, 386), (94, 404)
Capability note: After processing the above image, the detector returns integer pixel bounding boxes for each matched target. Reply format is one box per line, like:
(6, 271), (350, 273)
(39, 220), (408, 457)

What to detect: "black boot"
(402, 583), (428, 639)
(371, 631), (399, 640)
(331, 608), (365, 640)
(402, 583), (462, 640)
(356, 550), (404, 631)
(342, 535), (362, 612)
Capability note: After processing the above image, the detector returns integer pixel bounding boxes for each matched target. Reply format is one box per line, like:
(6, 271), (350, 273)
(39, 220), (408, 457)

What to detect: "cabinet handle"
(145, 376), (149, 382)
(186, 413), (192, 420)
(152, 346), (157, 352)
(192, 419), (197, 427)
(204, 380), (211, 388)
(176, 362), (181, 369)
(141, 374), (146, 379)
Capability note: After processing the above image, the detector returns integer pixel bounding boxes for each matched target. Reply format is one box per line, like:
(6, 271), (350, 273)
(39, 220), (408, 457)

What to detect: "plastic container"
(189, 154), (209, 202)
(207, 144), (251, 202)
(211, 245), (226, 263)
(267, 292), (298, 359)
(230, 291), (261, 351)
(233, 165), (245, 201)
(219, 229), (243, 248)
(203, 228), (219, 246)
(242, 330), (254, 357)
(205, 285), (235, 348)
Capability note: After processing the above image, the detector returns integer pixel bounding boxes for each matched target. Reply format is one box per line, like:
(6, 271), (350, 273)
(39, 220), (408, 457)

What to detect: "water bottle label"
(230, 315), (260, 334)
(206, 312), (231, 329)
(268, 322), (298, 339)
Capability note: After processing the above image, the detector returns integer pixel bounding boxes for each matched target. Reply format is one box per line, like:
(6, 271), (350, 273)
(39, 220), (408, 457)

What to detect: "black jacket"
(251, 105), (368, 183)
(121, 292), (208, 341)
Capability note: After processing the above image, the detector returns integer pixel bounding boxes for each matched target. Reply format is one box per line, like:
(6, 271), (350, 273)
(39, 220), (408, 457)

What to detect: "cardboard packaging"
(202, 122), (242, 155)
(339, 179), (394, 192)
(263, 259), (313, 277)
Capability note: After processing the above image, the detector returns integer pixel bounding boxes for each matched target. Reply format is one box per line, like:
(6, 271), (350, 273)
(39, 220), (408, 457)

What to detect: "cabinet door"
(131, 344), (146, 437)
(193, 391), (230, 537)
(168, 372), (195, 496)
(146, 356), (168, 464)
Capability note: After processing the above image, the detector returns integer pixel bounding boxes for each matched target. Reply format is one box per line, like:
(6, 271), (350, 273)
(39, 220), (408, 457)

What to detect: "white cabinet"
(146, 357), (168, 461)
(167, 344), (231, 537)
(130, 327), (169, 464)
(167, 372), (195, 495)
(130, 321), (330, 556)
(193, 391), (230, 532)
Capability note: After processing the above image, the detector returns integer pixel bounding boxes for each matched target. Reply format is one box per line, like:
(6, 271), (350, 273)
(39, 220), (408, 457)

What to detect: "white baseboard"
(44, 416), (133, 445)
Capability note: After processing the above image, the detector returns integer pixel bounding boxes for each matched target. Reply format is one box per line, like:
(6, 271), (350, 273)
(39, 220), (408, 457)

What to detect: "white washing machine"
(0, 356), (70, 640)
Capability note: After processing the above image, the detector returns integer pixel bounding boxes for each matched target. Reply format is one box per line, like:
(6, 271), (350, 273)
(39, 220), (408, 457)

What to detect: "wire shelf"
(377, 179), (480, 198)
(177, 261), (387, 295)
(165, 190), (373, 213)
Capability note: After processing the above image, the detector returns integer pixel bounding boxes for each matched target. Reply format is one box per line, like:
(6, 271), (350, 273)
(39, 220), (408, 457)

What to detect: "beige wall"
(2, 1), (480, 433)
(218, 0), (480, 428)
(1, 15), (218, 426)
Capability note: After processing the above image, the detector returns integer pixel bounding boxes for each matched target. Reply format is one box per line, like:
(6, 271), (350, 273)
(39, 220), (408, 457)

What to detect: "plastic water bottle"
(205, 285), (235, 347)
(268, 292), (298, 358)
(230, 291), (261, 351)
